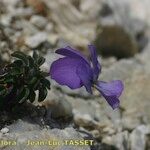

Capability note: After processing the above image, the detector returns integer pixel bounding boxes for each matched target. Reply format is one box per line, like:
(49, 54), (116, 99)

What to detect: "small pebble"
(30, 15), (48, 29)
(1, 127), (9, 134)
(25, 32), (47, 48)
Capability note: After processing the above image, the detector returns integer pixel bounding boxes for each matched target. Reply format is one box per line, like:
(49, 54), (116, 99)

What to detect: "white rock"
(12, 8), (33, 17)
(30, 15), (48, 29)
(47, 34), (59, 45)
(45, 23), (54, 32)
(25, 32), (47, 48)
(80, 0), (102, 19)
(1, 128), (9, 134)
(74, 113), (97, 128)
(130, 125), (150, 150)
(102, 131), (129, 150)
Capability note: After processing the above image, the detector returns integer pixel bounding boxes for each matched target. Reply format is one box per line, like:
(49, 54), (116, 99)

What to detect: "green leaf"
(0, 77), (5, 84)
(4, 76), (14, 83)
(17, 87), (30, 103)
(28, 91), (36, 103)
(14, 59), (24, 66)
(37, 57), (45, 66)
(10, 68), (23, 76)
(38, 87), (47, 102)
(26, 68), (35, 77)
(33, 51), (39, 61)
(40, 72), (49, 77)
(28, 77), (38, 85)
(1, 50), (50, 108)
(11, 51), (29, 65)
(41, 78), (50, 89)
(28, 56), (35, 68)
(9, 60), (24, 68)
(28, 77), (40, 90)
(0, 85), (7, 96)
(30, 79), (40, 90)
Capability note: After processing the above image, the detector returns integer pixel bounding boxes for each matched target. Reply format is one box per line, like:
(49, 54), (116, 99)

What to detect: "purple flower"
(50, 45), (124, 109)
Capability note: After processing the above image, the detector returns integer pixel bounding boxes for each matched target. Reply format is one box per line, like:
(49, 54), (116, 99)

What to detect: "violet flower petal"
(97, 80), (124, 97)
(50, 57), (84, 89)
(96, 80), (124, 109)
(101, 95), (120, 109)
(88, 45), (101, 80)
(77, 62), (93, 94)
(56, 46), (89, 64)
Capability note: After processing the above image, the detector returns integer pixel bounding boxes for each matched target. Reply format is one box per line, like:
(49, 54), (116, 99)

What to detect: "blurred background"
(0, 0), (150, 150)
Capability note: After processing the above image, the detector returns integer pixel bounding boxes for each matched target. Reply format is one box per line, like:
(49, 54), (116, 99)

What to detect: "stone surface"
(99, 43), (150, 129)
(74, 113), (97, 129)
(94, 25), (138, 58)
(7, 120), (41, 133)
(102, 131), (129, 150)
(30, 15), (48, 29)
(130, 125), (150, 150)
(125, 0), (150, 26)
(96, 0), (148, 58)
(25, 32), (47, 48)
(1, 0), (150, 149)
(0, 123), (90, 150)
(1, 128), (9, 134)
(43, 0), (97, 48)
